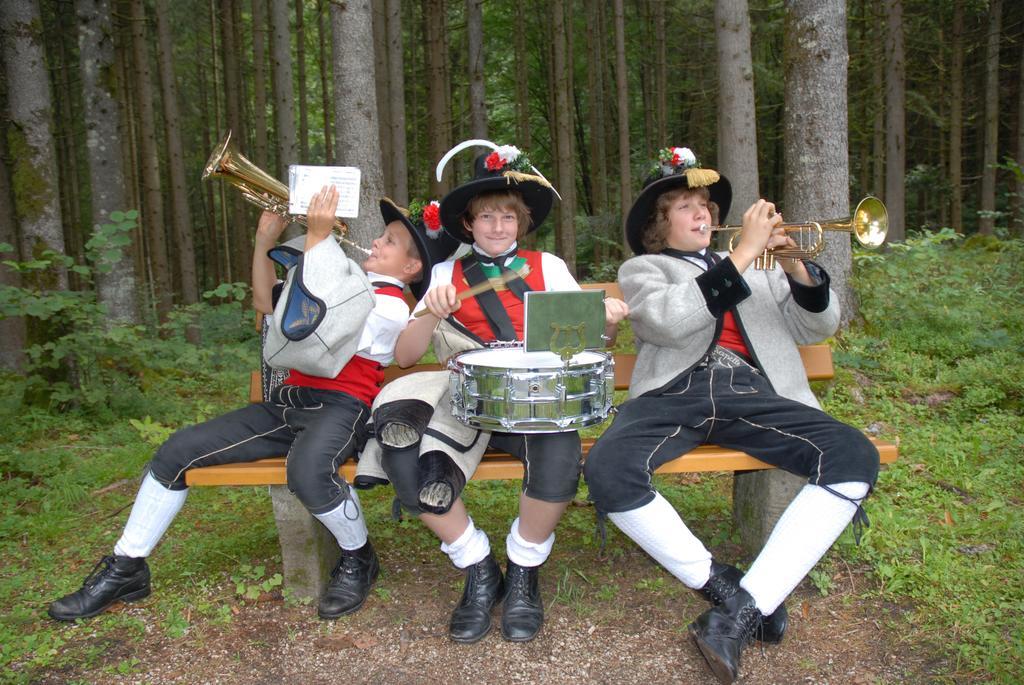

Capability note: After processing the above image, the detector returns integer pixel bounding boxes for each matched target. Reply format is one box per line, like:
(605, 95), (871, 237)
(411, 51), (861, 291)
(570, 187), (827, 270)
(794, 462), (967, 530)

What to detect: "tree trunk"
(318, 0), (333, 162)
(585, 0), (607, 218)
(270, 0), (297, 178)
(654, 0), (666, 144)
(128, 0), (172, 319)
(372, 0), (392, 192)
(115, 4), (146, 285)
(76, 0), (139, 323)
(715, 0), (760, 222)
(978, 0), (1002, 235)
(466, 0), (487, 139)
(1015, 26), (1024, 237)
(513, 2), (530, 151)
(424, 0), (451, 198)
(220, 0), (249, 283)
(154, 0), (198, 311)
(949, 0), (964, 233)
(783, 0), (852, 320)
(739, 0), (851, 552)
(551, 0), (576, 275)
(385, 0), (407, 205)
(252, 0), (269, 168)
(196, 57), (223, 287)
(45, 4), (85, 289)
(330, 0), (385, 250)
(884, 0), (906, 241)
(296, 0), (309, 163)
(1, 1), (68, 291)
(613, 0), (631, 250)
(871, 14), (885, 200)
(0, 88), (26, 370)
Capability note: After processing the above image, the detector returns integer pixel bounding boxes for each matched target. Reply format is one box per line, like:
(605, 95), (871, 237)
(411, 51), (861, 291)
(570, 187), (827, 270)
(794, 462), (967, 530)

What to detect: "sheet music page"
(288, 165), (361, 218)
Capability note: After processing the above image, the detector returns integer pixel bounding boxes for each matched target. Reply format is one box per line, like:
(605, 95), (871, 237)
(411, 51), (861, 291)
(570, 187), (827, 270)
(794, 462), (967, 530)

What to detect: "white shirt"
(354, 272), (410, 364)
(410, 246), (580, 318)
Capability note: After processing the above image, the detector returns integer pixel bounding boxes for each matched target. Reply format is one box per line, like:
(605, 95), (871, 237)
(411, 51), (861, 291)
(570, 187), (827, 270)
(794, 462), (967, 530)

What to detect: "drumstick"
(414, 264), (532, 318)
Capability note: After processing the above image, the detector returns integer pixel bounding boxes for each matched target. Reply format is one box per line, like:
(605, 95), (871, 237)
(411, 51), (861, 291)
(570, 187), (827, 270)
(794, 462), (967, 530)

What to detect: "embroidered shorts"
(583, 365), (879, 514)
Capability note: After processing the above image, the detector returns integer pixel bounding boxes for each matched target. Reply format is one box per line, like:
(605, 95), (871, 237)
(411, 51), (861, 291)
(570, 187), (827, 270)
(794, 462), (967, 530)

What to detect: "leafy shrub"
(0, 212), (256, 416)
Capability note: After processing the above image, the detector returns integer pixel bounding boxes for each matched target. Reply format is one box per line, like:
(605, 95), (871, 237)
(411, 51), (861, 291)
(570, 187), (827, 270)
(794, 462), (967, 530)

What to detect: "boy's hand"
(603, 297), (629, 325)
(306, 185), (339, 243)
(734, 199), (783, 263)
(423, 284), (461, 318)
(256, 211), (288, 247)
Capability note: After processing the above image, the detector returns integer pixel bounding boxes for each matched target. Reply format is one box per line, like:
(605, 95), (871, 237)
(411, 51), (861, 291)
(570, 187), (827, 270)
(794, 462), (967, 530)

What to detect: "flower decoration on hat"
(408, 199), (443, 239)
(653, 146), (720, 189)
(484, 145), (533, 174)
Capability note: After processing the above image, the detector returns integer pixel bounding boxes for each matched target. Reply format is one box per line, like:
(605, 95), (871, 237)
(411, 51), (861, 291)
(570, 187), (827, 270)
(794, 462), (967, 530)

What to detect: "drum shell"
(447, 349), (615, 433)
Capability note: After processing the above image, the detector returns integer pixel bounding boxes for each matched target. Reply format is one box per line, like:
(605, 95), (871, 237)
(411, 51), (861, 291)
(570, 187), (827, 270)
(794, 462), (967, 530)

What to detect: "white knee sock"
(313, 488), (368, 551)
(608, 492), (713, 589)
(505, 517), (555, 567)
(114, 472), (189, 558)
(741, 481), (870, 615)
(440, 518), (490, 569)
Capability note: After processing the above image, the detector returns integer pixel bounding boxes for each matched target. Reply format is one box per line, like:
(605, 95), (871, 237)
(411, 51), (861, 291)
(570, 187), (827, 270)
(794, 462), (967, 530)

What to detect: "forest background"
(0, 0), (1022, 683)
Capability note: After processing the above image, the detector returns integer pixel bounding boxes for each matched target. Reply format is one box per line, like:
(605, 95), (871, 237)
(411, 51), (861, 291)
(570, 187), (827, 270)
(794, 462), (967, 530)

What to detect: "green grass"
(1, 235), (1022, 682)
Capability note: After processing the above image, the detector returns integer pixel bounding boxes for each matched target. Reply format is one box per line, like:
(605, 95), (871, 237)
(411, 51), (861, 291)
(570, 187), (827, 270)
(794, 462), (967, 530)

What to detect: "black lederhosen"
(583, 362), (880, 514)
(148, 384), (369, 515)
(381, 430), (583, 515)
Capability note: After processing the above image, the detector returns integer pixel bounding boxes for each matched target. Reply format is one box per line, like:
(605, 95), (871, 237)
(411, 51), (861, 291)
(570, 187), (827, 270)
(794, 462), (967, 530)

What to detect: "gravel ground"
(35, 549), (952, 685)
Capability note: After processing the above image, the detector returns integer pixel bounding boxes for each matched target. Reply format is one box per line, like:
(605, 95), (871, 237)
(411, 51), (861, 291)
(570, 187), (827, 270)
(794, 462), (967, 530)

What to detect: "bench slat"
(185, 436), (898, 487)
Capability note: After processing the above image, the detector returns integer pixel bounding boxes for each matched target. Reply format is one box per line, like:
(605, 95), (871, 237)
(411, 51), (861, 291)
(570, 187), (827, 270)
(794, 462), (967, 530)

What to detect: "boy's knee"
(375, 400), (433, 448)
(148, 430), (200, 489)
(582, 440), (614, 486)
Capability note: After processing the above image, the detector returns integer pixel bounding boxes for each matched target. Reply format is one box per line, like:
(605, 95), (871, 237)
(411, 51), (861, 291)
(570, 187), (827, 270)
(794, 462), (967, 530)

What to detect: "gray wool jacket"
(618, 252), (840, 409)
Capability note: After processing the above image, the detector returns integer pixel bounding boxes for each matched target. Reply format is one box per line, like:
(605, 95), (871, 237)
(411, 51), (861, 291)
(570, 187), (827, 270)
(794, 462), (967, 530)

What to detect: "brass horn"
(202, 130), (370, 255)
(701, 196), (888, 270)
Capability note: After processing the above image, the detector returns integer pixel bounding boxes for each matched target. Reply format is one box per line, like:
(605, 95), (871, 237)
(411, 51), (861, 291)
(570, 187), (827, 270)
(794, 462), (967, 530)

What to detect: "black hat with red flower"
(379, 198), (460, 299)
(436, 141), (558, 244)
(626, 146), (732, 256)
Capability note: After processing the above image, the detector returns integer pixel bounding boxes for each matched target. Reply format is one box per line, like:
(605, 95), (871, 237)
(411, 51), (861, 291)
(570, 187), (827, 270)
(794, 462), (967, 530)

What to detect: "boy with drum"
(582, 147), (880, 684)
(365, 142), (627, 643)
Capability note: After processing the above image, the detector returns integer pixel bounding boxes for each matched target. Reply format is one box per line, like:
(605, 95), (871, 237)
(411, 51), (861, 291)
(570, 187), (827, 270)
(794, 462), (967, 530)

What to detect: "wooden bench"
(185, 283), (898, 600)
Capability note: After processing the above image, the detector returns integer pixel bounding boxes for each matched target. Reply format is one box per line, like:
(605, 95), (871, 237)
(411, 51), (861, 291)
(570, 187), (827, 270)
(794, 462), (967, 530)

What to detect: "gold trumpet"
(202, 130), (370, 255)
(700, 196), (887, 270)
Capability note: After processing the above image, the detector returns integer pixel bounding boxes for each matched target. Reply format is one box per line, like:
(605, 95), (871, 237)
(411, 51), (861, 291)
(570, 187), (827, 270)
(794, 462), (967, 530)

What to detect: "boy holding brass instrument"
(48, 186), (455, 622)
(583, 147), (880, 684)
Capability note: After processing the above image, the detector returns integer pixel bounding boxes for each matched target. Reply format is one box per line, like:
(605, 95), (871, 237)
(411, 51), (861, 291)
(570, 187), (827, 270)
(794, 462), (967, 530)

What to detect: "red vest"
(451, 250), (546, 342)
(285, 284), (406, 405)
(719, 310), (752, 360)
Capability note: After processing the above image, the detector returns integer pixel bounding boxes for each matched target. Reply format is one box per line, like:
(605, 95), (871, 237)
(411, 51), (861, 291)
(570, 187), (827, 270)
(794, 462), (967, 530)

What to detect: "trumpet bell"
(849, 196), (887, 248)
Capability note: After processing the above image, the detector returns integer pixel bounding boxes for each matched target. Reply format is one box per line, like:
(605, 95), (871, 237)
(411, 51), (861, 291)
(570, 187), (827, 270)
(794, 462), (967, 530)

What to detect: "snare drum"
(448, 348), (615, 433)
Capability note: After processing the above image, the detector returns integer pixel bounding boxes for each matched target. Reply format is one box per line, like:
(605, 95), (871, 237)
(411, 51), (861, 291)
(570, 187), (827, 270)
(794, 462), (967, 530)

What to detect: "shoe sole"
(48, 586), (152, 622)
(317, 563), (380, 620)
(688, 623), (738, 685)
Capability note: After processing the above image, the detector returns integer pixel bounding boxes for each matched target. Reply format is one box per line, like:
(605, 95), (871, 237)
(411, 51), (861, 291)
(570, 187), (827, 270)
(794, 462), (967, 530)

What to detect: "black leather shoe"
(689, 588), (762, 685)
(48, 555), (151, 621)
(698, 560), (788, 644)
(318, 540), (380, 619)
(500, 561), (543, 642)
(449, 554), (504, 643)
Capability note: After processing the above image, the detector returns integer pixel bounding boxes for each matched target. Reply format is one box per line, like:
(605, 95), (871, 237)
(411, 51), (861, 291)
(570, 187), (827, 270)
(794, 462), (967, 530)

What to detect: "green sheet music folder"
(524, 290), (606, 353)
